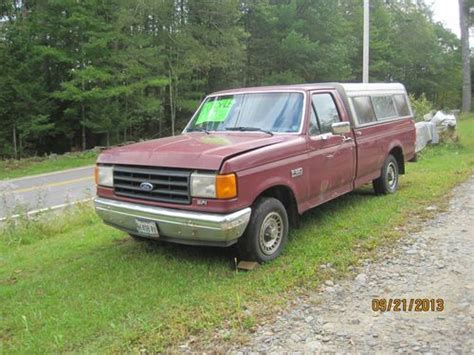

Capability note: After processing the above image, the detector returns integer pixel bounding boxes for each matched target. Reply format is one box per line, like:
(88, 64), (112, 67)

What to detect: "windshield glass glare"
(187, 92), (304, 133)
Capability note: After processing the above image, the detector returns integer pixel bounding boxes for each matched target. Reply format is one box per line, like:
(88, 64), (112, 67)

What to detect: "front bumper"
(94, 197), (252, 247)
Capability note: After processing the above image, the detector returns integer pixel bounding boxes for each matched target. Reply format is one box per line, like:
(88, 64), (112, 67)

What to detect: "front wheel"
(373, 154), (399, 195)
(237, 197), (289, 263)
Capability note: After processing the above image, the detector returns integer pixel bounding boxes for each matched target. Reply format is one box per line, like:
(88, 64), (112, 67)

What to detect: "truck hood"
(97, 133), (288, 171)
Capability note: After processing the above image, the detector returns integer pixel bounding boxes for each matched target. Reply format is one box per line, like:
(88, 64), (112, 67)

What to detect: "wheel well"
(258, 185), (299, 228)
(390, 146), (405, 174)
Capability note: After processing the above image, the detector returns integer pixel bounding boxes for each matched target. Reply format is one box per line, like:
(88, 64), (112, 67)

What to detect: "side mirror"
(331, 121), (351, 135)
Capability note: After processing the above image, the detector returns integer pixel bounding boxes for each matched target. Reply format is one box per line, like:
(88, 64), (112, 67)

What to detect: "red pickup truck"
(95, 83), (416, 262)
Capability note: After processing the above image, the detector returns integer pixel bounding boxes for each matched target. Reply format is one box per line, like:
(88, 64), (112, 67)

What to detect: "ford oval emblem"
(139, 182), (154, 191)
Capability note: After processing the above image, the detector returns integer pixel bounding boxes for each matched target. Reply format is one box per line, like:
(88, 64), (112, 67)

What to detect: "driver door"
(307, 92), (356, 207)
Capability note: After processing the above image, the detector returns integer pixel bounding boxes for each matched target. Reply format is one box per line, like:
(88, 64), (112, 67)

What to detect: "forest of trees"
(0, 0), (466, 158)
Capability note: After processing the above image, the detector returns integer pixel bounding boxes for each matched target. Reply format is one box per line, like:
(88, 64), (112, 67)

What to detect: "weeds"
(0, 201), (95, 247)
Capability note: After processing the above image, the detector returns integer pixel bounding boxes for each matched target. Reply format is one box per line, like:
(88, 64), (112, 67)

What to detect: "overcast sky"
(429, 0), (460, 37)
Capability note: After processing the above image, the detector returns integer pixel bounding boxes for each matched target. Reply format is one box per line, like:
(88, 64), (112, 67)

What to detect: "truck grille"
(113, 165), (191, 204)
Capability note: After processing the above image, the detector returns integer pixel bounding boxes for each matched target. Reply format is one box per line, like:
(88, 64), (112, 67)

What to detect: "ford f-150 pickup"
(94, 83), (416, 262)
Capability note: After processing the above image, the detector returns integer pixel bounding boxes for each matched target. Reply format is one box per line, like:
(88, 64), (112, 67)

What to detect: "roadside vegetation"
(1, 116), (473, 353)
(409, 93), (435, 121)
(0, 151), (96, 181)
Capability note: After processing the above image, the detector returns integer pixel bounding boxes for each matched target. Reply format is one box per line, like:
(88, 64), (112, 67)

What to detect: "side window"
(311, 94), (341, 134)
(309, 106), (321, 136)
(352, 96), (376, 124)
(393, 94), (411, 117)
(372, 96), (398, 120)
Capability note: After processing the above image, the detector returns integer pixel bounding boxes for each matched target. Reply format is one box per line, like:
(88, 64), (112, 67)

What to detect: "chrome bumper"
(94, 197), (251, 247)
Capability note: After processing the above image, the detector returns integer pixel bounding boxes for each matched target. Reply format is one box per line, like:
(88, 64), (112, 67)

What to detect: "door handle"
(355, 131), (362, 136)
(342, 136), (353, 143)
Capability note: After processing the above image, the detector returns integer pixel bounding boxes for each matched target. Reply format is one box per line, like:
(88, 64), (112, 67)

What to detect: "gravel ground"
(226, 177), (474, 354)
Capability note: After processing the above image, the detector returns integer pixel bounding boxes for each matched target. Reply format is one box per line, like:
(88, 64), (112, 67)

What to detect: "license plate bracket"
(135, 219), (160, 238)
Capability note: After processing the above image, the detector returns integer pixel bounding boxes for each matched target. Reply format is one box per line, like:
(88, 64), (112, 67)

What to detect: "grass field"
(1, 115), (473, 352)
(0, 151), (97, 180)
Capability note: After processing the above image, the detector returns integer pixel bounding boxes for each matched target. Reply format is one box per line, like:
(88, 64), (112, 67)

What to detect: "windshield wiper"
(187, 127), (210, 134)
(225, 126), (273, 136)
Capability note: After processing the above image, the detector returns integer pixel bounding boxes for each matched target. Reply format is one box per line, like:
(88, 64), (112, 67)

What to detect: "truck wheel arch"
(254, 185), (300, 228)
(388, 146), (405, 175)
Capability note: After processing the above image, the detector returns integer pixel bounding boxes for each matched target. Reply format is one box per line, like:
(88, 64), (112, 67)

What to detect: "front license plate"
(135, 219), (160, 238)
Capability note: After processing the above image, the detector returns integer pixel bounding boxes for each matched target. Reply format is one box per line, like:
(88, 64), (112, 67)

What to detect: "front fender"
(236, 161), (307, 214)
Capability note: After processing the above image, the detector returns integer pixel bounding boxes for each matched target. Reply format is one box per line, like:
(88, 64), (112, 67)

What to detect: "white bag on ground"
(431, 111), (457, 130)
(415, 121), (439, 152)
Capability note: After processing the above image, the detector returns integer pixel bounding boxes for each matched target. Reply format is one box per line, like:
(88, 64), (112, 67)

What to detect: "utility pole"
(363, 0), (370, 83)
(459, 0), (471, 112)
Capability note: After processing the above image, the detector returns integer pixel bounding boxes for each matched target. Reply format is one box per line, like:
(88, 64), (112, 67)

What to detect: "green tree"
(0, 0), (466, 158)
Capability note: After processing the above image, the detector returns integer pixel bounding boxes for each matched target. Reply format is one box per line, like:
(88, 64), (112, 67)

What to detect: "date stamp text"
(372, 298), (445, 312)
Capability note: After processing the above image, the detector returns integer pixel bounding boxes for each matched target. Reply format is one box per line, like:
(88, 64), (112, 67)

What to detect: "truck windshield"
(187, 92), (304, 133)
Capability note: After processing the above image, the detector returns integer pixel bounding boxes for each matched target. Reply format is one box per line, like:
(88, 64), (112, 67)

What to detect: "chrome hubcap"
(387, 162), (397, 189)
(259, 212), (283, 255)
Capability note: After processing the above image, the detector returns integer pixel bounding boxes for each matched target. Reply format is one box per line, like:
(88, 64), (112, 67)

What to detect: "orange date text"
(371, 298), (444, 312)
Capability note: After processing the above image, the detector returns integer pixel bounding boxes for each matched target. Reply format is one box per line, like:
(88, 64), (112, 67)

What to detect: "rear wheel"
(237, 197), (289, 263)
(373, 154), (399, 195)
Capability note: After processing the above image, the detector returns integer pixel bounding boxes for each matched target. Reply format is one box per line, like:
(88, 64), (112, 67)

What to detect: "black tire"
(373, 154), (399, 195)
(237, 197), (289, 263)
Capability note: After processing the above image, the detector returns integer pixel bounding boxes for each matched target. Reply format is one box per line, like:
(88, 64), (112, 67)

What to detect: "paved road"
(0, 166), (95, 220)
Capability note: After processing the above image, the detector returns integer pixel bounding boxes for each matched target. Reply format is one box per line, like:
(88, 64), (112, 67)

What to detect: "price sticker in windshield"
(195, 98), (234, 125)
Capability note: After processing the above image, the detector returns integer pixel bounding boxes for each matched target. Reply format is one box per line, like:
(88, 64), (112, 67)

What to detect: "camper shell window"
(348, 92), (411, 126)
(372, 96), (398, 120)
(393, 94), (411, 117)
(351, 96), (377, 124)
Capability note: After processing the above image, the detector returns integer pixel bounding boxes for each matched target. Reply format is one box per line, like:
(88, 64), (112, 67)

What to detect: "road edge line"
(0, 198), (94, 222)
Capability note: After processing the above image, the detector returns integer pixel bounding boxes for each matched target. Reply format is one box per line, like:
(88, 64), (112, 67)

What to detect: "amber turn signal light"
(215, 173), (237, 199)
(94, 165), (99, 185)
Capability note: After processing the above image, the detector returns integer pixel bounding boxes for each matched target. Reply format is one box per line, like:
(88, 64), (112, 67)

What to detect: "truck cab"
(95, 83), (416, 262)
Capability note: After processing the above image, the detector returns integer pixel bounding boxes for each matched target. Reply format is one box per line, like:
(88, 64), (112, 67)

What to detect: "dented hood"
(97, 132), (286, 171)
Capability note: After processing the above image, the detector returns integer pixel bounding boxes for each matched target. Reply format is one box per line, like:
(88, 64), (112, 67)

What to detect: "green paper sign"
(195, 98), (234, 125)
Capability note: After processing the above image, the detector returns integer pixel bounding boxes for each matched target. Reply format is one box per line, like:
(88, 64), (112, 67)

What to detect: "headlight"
(190, 173), (216, 198)
(94, 165), (114, 187)
(191, 172), (237, 199)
